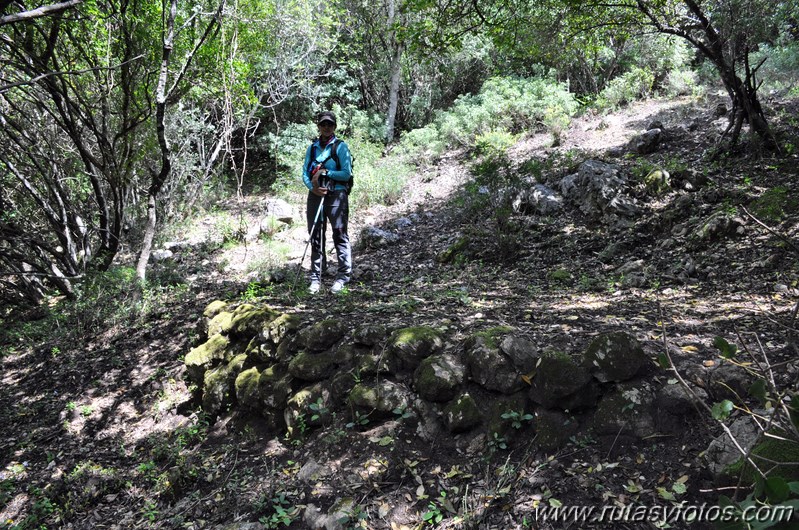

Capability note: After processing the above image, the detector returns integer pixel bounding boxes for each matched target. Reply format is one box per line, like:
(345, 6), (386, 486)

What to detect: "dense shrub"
(663, 68), (704, 97)
(399, 76), (578, 163)
(750, 42), (799, 95)
(595, 67), (656, 110)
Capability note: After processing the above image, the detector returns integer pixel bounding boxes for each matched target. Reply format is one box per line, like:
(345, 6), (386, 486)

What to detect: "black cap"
(317, 111), (336, 125)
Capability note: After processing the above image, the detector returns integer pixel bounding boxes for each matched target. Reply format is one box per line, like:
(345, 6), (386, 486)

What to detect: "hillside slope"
(1, 95), (798, 529)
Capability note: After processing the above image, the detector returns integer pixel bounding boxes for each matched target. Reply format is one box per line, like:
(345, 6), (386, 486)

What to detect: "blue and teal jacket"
(302, 135), (352, 192)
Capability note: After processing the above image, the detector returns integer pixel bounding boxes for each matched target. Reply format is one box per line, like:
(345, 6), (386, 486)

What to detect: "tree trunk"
(135, 0), (176, 281)
(385, 44), (403, 143)
(384, 0), (402, 144)
(135, 0), (225, 280)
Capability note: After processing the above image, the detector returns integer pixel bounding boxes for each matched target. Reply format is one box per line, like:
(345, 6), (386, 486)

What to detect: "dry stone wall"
(184, 300), (707, 449)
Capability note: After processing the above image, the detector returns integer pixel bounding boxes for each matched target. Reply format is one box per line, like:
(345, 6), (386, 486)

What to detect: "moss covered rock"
(500, 335), (539, 373)
(185, 333), (230, 384)
(227, 303), (281, 338)
(726, 436), (799, 484)
(465, 334), (525, 394)
(443, 393), (482, 433)
(263, 313), (301, 345)
(234, 367), (262, 409)
(535, 410), (580, 452)
(288, 351), (337, 382)
(202, 353), (248, 414)
(352, 324), (388, 346)
(644, 169), (671, 195)
(348, 380), (410, 419)
(203, 300), (228, 319)
(413, 353), (466, 402)
(301, 319), (349, 352)
(258, 364), (293, 409)
(528, 351), (592, 409)
(387, 326), (445, 371)
(355, 350), (392, 376)
(592, 381), (656, 439)
(244, 336), (277, 364)
(285, 383), (333, 436)
(583, 332), (648, 383)
(207, 311), (233, 338)
(485, 392), (529, 440)
(437, 236), (470, 264)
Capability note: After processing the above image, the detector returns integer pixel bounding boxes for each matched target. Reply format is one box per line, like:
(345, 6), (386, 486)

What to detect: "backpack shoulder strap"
(307, 142), (318, 172)
(330, 139), (342, 171)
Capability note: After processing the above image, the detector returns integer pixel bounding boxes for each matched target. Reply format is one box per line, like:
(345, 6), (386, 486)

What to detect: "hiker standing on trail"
(303, 111), (353, 295)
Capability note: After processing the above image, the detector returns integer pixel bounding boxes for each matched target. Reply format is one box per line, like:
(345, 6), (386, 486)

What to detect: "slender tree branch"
(0, 0), (82, 26)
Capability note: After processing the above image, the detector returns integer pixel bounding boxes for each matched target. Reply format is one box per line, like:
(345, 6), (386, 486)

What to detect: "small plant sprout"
(393, 405), (412, 420)
(309, 397), (328, 422)
(501, 410), (533, 429)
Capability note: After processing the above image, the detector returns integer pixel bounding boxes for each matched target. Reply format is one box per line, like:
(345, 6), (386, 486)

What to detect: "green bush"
(348, 138), (411, 210)
(596, 67), (655, 110)
(475, 130), (518, 157)
(663, 68), (703, 98)
(399, 75), (578, 162)
(397, 124), (447, 163)
(749, 41), (799, 94)
(265, 122), (317, 199)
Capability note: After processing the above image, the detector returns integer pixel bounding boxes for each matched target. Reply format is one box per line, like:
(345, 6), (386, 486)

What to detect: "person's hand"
(311, 167), (327, 188)
(312, 186), (328, 196)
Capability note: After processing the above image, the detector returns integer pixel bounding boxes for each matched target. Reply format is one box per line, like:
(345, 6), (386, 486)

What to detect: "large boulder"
(485, 392), (529, 441)
(512, 184), (563, 215)
(262, 313), (301, 346)
(352, 324), (388, 346)
(258, 365), (293, 409)
(630, 128), (662, 154)
(386, 326), (444, 372)
(201, 301), (229, 336)
(414, 353), (467, 402)
(528, 351), (593, 409)
(360, 226), (400, 249)
(655, 381), (709, 434)
(264, 198), (295, 224)
(285, 383), (333, 436)
(207, 311), (234, 338)
(706, 416), (799, 485)
(466, 335), (525, 395)
(704, 415), (761, 484)
(583, 332), (648, 383)
(559, 159), (639, 218)
(693, 210), (745, 244)
(706, 361), (757, 402)
(234, 367), (262, 409)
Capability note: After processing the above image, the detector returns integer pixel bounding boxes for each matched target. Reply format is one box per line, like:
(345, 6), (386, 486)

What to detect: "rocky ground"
(1, 93), (798, 530)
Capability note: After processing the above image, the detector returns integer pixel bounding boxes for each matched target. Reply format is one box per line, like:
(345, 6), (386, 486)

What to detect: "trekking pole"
(293, 196), (325, 290)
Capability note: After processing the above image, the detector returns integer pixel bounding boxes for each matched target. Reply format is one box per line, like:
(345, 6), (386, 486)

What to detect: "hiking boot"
(308, 281), (321, 294)
(330, 279), (346, 294)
